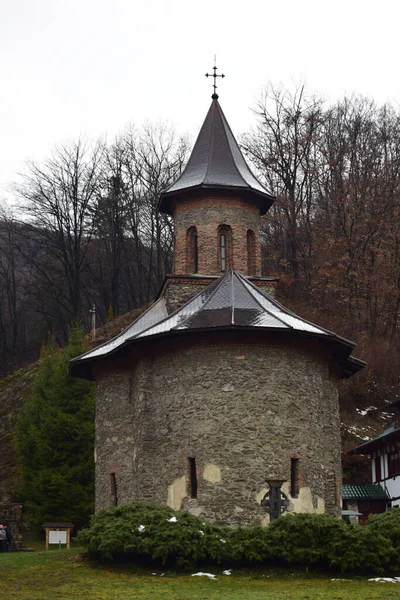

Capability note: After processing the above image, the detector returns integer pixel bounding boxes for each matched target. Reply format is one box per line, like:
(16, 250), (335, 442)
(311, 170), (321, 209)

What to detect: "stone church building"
(70, 94), (364, 526)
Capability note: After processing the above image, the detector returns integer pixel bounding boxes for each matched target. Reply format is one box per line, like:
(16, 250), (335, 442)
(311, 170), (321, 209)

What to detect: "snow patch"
(192, 572), (217, 579)
(368, 577), (400, 583)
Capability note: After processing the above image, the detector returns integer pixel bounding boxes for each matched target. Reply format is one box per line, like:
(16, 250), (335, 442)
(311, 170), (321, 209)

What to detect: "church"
(70, 83), (364, 526)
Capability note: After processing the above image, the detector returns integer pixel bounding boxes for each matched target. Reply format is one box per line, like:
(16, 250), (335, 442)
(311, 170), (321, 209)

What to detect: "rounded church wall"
(173, 192), (262, 276)
(94, 334), (342, 525)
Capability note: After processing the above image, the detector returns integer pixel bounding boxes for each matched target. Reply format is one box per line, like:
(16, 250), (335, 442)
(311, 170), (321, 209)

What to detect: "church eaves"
(70, 269), (365, 380)
(159, 99), (275, 215)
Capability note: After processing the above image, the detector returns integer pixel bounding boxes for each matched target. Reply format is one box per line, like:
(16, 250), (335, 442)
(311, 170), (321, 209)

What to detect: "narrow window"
(247, 229), (256, 275)
(186, 226), (198, 273)
(110, 472), (118, 506)
(188, 457), (198, 499)
(220, 233), (226, 271)
(193, 234), (198, 273)
(290, 458), (299, 497)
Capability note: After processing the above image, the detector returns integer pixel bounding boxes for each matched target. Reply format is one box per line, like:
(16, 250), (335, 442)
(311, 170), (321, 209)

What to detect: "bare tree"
(15, 138), (105, 337)
(242, 83), (323, 283)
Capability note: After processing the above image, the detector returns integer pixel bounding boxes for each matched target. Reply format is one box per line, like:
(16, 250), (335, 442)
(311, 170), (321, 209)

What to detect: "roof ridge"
(204, 101), (217, 184)
(172, 269), (235, 330)
(213, 102), (250, 189)
(217, 102), (262, 190)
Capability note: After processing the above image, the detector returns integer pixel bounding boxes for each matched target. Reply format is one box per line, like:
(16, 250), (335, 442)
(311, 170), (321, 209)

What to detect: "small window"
(290, 458), (299, 497)
(218, 225), (232, 272)
(220, 234), (226, 271)
(110, 472), (118, 507)
(188, 457), (198, 499)
(186, 226), (198, 273)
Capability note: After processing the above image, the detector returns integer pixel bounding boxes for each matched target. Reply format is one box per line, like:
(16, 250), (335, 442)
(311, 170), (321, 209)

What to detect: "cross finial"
(205, 56), (225, 100)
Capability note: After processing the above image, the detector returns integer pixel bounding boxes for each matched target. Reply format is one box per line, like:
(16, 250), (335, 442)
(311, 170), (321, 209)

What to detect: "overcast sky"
(2, 0), (400, 204)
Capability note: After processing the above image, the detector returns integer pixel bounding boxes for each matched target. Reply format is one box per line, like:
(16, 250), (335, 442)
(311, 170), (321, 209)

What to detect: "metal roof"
(342, 484), (389, 500)
(70, 269), (365, 380)
(159, 99), (275, 215)
(349, 423), (400, 455)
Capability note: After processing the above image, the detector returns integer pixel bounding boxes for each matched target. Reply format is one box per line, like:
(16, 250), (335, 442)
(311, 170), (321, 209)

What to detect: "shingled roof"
(342, 484), (389, 500)
(349, 423), (400, 455)
(70, 269), (365, 380)
(159, 99), (275, 215)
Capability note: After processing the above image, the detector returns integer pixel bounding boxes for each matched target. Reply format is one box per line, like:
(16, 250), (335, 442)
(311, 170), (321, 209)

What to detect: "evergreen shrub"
(327, 524), (396, 573)
(364, 508), (400, 550)
(267, 513), (347, 566)
(78, 503), (230, 567)
(227, 526), (273, 563)
(78, 505), (398, 573)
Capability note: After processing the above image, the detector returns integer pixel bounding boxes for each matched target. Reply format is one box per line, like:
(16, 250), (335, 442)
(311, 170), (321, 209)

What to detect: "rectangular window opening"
(188, 457), (198, 499)
(194, 235), (198, 273)
(110, 472), (118, 507)
(220, 234), (226, 271)
(290, 458), (299, 498)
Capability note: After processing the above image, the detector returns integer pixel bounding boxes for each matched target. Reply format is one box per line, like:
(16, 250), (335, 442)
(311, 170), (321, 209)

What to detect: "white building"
(350, 399), (400, 508)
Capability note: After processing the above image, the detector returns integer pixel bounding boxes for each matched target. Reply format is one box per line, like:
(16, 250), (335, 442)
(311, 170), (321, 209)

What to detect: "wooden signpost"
(42, 522), (74, 550)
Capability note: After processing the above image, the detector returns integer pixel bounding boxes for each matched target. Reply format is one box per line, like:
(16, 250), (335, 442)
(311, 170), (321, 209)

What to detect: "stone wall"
(93, 331), (342, 525)
(173, 191), (262, 276)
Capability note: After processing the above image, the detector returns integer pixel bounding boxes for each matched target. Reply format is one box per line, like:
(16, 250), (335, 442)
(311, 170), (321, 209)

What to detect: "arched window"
(186, 226), (198, 273)
(247, 229), (256, 275)
(218, 225), (232, 272)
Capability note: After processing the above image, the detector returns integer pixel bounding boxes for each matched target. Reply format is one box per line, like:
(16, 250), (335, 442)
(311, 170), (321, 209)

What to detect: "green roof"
(342, 484), (389, 500)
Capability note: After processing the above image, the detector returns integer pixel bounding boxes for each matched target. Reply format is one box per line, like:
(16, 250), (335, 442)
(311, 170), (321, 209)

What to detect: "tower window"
(218, 225), (232, 272)
(220, 234), (226, 271)
(247, 229), (256, 275)
(186, 226), (198, 273)
(290, 458), (299, 498)
(188, 457), (198, 499)
(110, 472), (118, 506)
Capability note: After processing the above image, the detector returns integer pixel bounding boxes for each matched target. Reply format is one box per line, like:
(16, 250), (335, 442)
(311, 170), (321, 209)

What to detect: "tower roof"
(159, 99), (275, 215)
(70, 270), (364, 380)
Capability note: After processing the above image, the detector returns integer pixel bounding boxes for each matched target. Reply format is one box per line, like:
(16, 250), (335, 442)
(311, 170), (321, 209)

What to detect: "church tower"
(158, 95), (277, 312)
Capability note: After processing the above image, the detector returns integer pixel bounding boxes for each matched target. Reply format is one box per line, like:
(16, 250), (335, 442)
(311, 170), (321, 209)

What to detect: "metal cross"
(205, 56), (225, 100)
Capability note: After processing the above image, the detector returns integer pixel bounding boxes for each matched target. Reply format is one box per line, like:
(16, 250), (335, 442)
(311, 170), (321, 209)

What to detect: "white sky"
(2, 0), (400, 203)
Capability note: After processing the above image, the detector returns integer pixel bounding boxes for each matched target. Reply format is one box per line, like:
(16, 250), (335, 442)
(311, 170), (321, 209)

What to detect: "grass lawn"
(1, 548), (400, 600)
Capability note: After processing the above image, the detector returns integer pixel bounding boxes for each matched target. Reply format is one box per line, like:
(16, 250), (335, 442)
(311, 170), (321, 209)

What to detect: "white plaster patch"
(255, 487), (268, 505)
(167, 475), (186, 510)
(203, 464), (221, 483)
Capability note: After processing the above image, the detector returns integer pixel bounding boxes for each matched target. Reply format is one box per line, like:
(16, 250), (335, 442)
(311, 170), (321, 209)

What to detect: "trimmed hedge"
(78, 503), (400, 573)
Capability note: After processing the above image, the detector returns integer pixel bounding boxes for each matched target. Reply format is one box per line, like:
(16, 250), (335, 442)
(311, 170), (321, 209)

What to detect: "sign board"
(49, 530), (67, 544)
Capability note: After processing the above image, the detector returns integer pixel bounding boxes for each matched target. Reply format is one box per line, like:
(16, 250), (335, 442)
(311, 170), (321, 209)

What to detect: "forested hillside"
(1, 84), (400, 424)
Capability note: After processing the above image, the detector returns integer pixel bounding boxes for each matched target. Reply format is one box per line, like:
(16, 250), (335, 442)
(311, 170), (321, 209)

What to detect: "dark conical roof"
(159, 99), (275, 215)
(70, 270), (364, 380)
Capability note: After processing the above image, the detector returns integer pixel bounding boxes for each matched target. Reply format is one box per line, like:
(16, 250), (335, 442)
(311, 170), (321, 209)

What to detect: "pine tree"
(17, 326), (95, 529)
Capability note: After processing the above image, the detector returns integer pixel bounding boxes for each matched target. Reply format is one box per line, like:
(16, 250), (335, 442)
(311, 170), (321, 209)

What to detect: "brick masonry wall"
(173, 191), (262, 276)
(94, 332), (342, 525)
